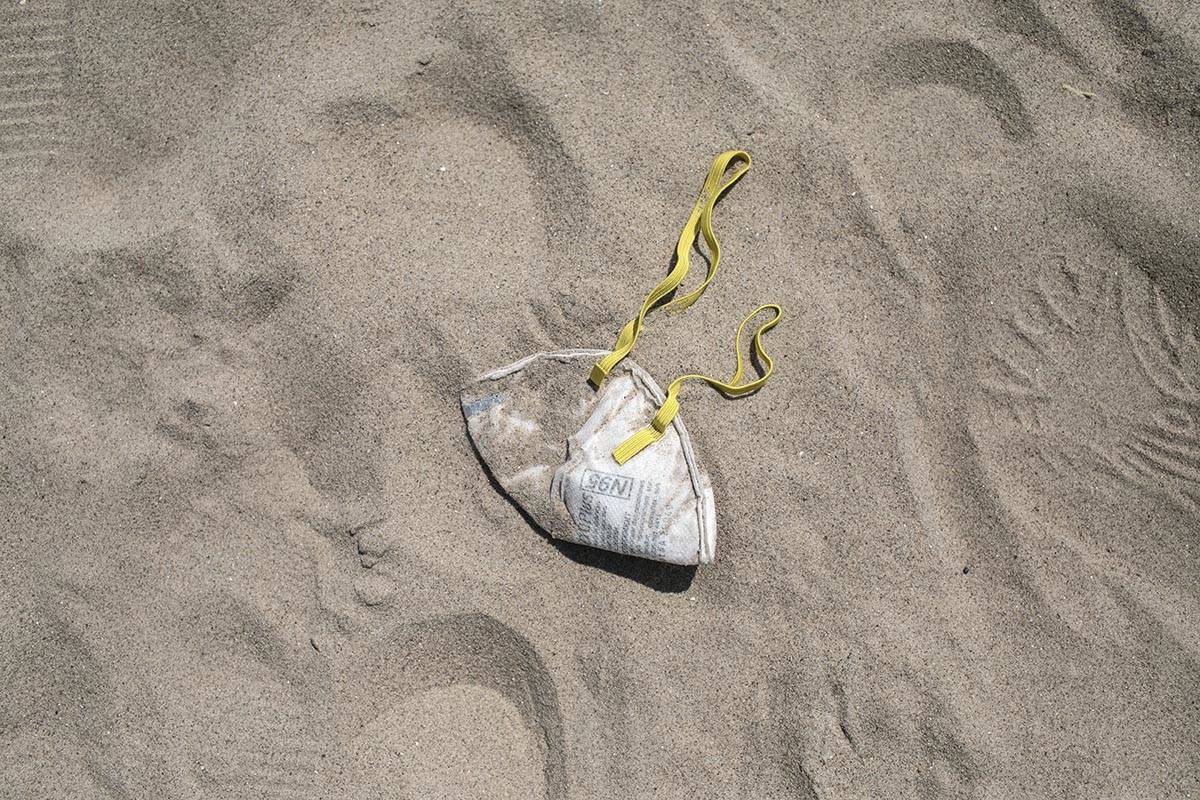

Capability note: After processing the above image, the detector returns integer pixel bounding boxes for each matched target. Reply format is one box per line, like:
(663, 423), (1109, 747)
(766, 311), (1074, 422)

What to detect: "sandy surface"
(2, 0), (1199, 797)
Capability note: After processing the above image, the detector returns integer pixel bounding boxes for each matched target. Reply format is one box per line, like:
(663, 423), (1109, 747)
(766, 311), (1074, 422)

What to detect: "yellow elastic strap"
(612, 304), (783, 465)
(589, 150), (752, 388)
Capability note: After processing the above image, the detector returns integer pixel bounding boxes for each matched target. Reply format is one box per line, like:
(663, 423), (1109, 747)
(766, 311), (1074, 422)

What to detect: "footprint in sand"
(228, 527), (568, 800)
(979, 254), (1200, 514)
(158, 592), (334, 798)
(348, 684), (544, 800)
(0, 0), (69, 181)
(300, 500), (566, 798)
(0, 590), (119, 797)
(867, 37), (1034, 143)
(335, 613), (567, 800)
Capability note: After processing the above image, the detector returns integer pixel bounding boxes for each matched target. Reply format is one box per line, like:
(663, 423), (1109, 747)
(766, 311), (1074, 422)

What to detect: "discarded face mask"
(461, 150), (781, 565)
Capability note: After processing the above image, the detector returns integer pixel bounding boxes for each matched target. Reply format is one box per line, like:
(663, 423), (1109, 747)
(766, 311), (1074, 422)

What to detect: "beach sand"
(2, 0), (1198, 796)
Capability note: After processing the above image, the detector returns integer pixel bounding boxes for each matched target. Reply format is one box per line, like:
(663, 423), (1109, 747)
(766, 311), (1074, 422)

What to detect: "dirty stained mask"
(461, 150), (781, 565)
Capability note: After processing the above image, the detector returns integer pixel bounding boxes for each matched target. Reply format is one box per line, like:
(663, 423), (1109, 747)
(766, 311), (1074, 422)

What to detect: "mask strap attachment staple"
(588, 150), (752, 388)
(611, 303), (783, 465)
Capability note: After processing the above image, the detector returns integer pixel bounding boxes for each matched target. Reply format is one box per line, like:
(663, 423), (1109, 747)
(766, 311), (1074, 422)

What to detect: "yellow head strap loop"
(588, 150), (752, 388)
(611, 304), (783, 465)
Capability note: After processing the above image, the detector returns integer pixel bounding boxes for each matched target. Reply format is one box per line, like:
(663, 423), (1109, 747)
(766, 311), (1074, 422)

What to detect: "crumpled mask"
(461, 150), (781, 565)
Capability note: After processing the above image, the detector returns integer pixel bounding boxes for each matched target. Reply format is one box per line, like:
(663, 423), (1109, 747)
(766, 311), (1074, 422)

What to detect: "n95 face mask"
(462, 150), (781, 565)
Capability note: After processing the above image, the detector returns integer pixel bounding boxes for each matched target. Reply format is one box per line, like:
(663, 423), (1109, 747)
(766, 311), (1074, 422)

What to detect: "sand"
(2, 0), (1198, 797)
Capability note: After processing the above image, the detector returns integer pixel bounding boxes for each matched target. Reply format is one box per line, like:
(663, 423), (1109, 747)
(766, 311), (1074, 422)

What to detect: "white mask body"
(461, 349), (716, 565)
